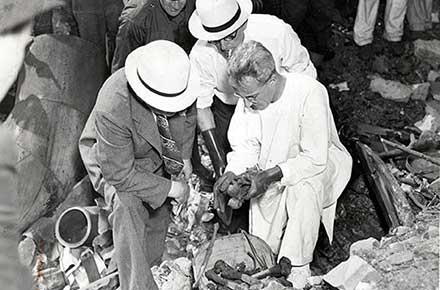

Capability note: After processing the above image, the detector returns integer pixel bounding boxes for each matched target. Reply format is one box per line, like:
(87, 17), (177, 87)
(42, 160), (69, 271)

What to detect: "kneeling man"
(79, 40), (197, 290)
(215, 40), (352, 288)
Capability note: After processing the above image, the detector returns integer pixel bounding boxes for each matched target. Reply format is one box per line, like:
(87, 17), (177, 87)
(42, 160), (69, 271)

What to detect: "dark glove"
(202, 129), (226, 179)
(247, 166), (283, 199)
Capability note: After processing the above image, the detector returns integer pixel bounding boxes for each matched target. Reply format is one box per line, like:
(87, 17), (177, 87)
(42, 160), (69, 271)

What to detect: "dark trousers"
(110, 194), (170, 290)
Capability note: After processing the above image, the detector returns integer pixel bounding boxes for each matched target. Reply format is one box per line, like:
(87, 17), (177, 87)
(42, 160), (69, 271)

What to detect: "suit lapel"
(130, 94), (162, 155)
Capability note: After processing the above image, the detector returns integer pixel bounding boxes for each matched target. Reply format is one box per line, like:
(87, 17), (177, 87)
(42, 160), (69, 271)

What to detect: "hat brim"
(188, 0), (252, 41)
(125, 46), (198, 113)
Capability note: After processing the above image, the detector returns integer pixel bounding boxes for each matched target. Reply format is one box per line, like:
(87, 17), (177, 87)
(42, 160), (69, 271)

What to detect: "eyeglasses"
(233, 70), (275, 102)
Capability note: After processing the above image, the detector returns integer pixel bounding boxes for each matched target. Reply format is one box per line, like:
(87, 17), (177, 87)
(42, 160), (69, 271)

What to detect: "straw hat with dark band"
(188, 0), (253, 41)
(125, 40), (198, 113)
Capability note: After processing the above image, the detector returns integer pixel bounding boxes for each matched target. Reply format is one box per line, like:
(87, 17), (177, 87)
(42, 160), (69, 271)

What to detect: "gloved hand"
(247, 166), (283, 199)
(201, 129), (226, 179)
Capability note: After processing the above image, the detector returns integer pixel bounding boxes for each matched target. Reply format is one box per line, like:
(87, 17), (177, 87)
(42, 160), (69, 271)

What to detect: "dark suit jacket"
(79, 69), (196, 209)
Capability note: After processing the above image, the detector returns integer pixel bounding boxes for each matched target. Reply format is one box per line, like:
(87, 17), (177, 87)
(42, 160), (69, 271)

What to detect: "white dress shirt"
(190, 14), (317, 109)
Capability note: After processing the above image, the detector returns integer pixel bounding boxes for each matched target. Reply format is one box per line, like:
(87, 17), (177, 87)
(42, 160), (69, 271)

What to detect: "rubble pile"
(323, 209), (439, 290)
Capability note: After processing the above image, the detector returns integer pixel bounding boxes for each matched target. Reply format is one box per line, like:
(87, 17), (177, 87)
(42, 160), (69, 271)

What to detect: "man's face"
(0, 23), (32, 103)
(234, 74), (275, 111)
(160, 0), (187, 17)
(209, 22), (246, 57)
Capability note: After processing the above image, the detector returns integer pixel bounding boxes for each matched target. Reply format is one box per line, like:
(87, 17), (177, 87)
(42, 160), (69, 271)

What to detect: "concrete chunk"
(349, 237), (379, 256)
(414, 39), (440, 67)
(370, 76), (412, 102)
(323, 256), (381, 290)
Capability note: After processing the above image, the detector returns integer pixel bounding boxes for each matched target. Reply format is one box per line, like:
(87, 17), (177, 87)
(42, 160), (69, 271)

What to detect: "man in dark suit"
(79, 40), (198, 290)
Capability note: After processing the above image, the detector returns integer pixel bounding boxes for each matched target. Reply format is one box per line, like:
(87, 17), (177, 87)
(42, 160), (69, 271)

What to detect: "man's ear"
(268, 74), (277, 85)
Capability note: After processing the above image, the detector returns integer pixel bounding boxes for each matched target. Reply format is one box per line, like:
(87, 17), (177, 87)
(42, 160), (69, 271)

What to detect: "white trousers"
(354, 0), (408, 45)
(249, 176), (338, 266)
(407, 0), (432, 31)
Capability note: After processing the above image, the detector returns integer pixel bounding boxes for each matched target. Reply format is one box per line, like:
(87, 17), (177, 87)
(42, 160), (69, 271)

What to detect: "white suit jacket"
(225, 73), (352, 239)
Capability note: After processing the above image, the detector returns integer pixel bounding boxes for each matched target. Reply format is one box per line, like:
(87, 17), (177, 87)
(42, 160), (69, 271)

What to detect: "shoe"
(287, 264), (311, 289)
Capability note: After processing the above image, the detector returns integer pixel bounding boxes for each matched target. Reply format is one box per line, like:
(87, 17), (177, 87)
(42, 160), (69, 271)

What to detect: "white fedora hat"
(188, 0), (253, 41)
(125, 40), (198, 113)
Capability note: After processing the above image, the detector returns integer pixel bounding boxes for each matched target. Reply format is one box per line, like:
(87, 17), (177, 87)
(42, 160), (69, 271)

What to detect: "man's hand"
(178, 159), (193, 181)
(168, 180), (190, 205)
(247, 166), (283, 199)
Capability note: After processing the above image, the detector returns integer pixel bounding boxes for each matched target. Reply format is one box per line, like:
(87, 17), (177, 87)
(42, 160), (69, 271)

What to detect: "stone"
(17, 235), (37, 266)
(410, 82), (430, 100)
(350, 238), (380, 256)
(431, 82), (440, 101)
(323, 256), (381, 290)
(415, 101), (440, 132)
(370, 76), (412, 102)
(392, 226), (411, 236)
(355, 281), (379, 290)
(427, 70), (440, 82)
(387, 242), (406, 254)
(307, 276), (323, 286)
(423, 226), (439, 239)
(386, 251), (414, 265)
(329, 81), (350, 92)
(413, 39), (440, 67)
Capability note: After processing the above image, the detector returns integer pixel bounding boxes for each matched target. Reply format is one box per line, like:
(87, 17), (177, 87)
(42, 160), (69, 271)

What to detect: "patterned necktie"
(155, 113), (184, 176)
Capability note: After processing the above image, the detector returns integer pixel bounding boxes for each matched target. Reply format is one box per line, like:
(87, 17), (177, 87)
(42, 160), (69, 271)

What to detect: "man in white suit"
(215, 40), (352, 289)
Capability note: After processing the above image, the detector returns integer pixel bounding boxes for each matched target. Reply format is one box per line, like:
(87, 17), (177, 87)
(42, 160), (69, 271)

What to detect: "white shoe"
(287, 264), (311, 289)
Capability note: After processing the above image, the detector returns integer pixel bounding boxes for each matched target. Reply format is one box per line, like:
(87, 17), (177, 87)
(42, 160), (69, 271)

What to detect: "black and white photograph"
(0, 0), (439, 290)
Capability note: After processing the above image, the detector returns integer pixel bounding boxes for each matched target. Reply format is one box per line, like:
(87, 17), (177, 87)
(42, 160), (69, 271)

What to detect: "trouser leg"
(408, 0), (432, 31)
(110, 194), (170, 290)
(353, 0), (380, 45)
(383, 0), (408, 41)
(278, 182), (324, 266)
(211, 96), (236, 155)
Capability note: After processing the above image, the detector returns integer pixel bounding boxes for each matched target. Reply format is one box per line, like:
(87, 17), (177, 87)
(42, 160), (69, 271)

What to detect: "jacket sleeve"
(277, 83), (330, 186)
(225, 101), (260, 174)
(181, 102), (197, 159)
(190, 47), (217, 109)
(279, 24), (317, 79)
(94, 111), (170, 209)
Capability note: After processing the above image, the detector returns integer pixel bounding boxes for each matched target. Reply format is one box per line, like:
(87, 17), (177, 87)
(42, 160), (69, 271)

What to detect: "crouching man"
(214, 40), (352, 288)
(79, 40), (198, 290)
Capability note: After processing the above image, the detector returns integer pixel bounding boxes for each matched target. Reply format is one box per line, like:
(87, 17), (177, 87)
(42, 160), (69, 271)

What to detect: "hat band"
(137, 70), (186, 97)
(202, 6), (241, 33)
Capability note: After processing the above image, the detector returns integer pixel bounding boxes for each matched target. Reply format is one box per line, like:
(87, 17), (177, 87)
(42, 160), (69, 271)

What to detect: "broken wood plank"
(356, 142), (415, 232)
(380, 138), (440, 167)
(379, 131), (440, 159)
(357, 123), (412, 142)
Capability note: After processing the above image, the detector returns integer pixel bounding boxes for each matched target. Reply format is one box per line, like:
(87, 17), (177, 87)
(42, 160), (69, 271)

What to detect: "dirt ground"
(308, 9), (440, 289)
